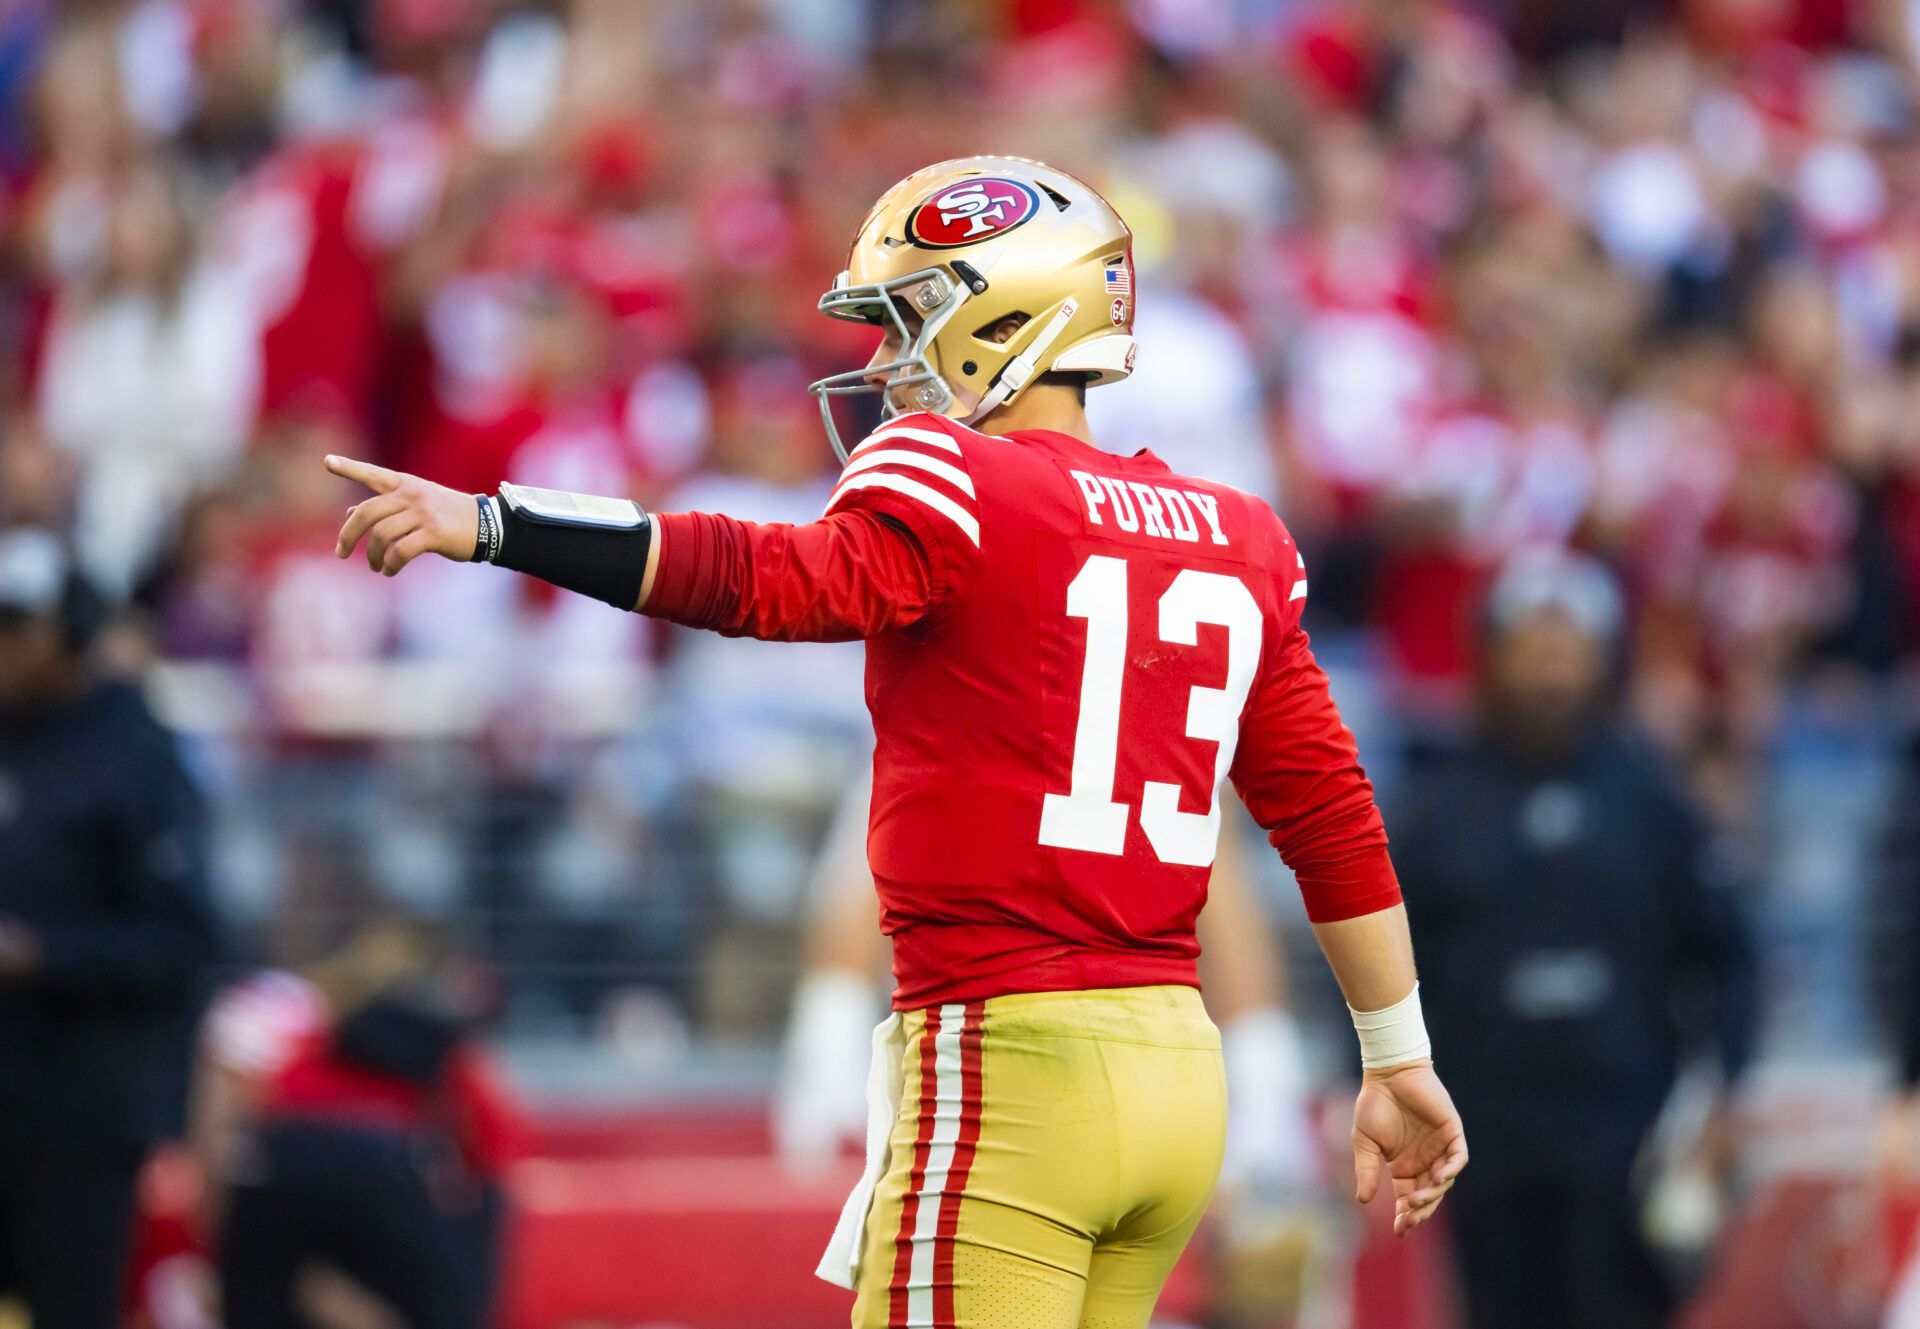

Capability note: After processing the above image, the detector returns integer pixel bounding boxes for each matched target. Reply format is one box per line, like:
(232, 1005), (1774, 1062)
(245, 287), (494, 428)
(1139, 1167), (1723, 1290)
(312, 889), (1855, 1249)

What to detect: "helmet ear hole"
(972, 312), (1031, 345)
(962, 360), (977, 375)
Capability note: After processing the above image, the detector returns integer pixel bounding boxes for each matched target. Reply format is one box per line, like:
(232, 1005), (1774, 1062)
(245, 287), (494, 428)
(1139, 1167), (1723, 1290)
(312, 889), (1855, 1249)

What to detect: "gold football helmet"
(809, 156), (1138, 460)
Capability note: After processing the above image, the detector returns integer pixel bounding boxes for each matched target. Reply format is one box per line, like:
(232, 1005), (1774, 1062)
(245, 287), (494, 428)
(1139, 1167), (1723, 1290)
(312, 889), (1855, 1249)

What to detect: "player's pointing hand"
(326, 455), (480, 575)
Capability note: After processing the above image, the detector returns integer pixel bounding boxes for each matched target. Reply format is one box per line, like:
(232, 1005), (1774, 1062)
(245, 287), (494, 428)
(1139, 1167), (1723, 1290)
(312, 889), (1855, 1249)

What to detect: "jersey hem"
(889, 955), (1201, 1012)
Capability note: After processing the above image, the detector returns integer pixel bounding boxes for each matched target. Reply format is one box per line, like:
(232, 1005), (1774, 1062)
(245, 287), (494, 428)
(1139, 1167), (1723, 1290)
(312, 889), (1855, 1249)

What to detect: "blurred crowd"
(0, 0), (1917, 1053)
(4, 0), (1920, 1324)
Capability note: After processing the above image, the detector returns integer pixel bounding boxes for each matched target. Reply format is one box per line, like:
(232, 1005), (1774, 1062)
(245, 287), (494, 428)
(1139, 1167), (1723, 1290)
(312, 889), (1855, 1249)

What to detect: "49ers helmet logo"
(906, 177), (1041, 249)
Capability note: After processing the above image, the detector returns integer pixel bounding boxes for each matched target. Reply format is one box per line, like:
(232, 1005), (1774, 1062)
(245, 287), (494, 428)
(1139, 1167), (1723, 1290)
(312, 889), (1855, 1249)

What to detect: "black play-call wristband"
(485, 484), (652, 611)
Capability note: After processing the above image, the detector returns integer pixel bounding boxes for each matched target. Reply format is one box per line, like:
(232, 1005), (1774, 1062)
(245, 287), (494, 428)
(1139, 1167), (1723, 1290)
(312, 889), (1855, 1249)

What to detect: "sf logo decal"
(908, 177), (1041, 248)
(939, 184), (1011, 236)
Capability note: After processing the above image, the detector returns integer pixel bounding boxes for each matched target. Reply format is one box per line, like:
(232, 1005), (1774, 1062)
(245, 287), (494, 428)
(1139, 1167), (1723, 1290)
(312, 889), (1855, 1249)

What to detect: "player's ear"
(981, 314), (1030, 345)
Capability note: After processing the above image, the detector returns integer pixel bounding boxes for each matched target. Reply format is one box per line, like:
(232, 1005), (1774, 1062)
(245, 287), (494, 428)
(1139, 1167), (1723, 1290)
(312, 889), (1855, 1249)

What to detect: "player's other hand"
(326, 455), (478, 575)
(1350, 1060), (1467, 1237)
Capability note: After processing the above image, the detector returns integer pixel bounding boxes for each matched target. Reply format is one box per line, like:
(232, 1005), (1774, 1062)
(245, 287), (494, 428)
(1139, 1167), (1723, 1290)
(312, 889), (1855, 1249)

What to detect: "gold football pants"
(852, 985), (1226, 1329)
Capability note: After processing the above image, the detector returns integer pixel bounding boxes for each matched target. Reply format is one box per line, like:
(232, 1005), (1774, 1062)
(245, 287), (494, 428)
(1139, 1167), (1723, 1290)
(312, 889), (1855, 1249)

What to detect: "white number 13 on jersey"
(1038, 555), (1263, 867)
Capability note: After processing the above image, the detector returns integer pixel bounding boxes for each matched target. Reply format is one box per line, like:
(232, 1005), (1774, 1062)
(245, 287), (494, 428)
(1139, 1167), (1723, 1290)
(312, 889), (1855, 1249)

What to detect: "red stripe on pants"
(889, 1006), (943, 1327)
(932, 1001), (985, 1328)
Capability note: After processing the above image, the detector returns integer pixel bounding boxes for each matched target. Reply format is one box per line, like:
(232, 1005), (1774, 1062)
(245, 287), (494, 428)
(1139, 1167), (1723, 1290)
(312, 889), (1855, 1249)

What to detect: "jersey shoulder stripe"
(853, 424), (963, 457)
(838, 447), (976, 498)
(829, 471), (981, 546)
(828, 415), (983, 551)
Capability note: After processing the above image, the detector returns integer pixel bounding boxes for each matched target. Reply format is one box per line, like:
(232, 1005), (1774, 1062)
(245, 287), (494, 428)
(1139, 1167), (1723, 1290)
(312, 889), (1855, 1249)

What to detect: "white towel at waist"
(817, 1011), (905, 1288)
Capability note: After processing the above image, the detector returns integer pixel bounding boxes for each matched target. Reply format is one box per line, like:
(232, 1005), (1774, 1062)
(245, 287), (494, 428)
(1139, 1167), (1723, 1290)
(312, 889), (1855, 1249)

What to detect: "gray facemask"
(807, 267), (973, 462)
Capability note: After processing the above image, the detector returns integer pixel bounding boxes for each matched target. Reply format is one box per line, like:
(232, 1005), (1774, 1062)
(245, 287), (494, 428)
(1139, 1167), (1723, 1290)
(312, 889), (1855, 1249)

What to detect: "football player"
(775, 775), (1346, 1321)
(328, 156), (1466, 1329)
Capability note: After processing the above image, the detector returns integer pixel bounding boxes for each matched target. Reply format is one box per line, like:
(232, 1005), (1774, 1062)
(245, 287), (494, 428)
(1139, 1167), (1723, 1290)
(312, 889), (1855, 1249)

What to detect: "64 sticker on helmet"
(906, 177), (1042, 248)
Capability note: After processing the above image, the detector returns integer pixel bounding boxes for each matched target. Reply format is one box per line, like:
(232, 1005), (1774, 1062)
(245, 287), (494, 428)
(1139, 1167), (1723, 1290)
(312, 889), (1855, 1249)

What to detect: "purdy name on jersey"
(1066, 469), (1231, 548)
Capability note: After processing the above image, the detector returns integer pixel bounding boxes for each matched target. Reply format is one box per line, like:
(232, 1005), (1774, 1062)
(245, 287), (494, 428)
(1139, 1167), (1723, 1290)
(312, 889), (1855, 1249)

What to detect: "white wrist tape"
(1349, 982), (1432, 1069)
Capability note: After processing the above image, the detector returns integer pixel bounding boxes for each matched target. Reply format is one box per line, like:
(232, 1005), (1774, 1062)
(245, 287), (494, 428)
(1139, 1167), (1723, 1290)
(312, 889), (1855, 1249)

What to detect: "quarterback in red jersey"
(327, 156), (1465, 1329)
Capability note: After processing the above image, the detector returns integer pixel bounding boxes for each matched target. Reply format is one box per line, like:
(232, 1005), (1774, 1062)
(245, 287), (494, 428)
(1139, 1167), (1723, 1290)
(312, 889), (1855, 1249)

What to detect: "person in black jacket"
(0, 527), (219, 1329)
(1875, 723), (1920, 1321)
(1392, 550), (1756, 1329)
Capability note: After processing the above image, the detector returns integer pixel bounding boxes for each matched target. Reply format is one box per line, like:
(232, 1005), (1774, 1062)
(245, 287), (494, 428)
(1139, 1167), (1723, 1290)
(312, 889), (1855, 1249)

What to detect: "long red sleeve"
(1229, 625), (1403, 923)
(645, 507), (935, 641)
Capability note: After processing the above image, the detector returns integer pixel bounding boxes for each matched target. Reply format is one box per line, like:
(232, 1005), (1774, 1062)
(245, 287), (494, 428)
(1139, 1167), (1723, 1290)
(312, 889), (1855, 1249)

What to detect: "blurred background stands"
(1, 0), (1919, 1320)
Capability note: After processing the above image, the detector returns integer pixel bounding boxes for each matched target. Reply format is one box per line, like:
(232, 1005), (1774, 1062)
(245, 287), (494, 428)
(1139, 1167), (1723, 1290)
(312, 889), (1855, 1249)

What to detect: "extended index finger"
(325, 454), (404, 494)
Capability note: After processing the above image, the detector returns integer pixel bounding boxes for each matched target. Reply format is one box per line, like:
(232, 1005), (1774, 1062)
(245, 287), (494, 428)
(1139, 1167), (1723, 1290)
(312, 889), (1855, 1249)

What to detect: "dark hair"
(1038, 371), (1090, 405)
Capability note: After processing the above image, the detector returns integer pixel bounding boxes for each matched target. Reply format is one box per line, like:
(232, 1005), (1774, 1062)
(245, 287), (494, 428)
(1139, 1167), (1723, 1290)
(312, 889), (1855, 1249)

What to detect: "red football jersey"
(823, 413), (1396, 1008)
(648, 411), (1399, 1009)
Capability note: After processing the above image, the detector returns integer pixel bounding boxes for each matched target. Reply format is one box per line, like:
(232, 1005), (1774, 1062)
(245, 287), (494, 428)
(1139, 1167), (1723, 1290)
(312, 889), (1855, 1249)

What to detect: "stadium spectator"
(635, 353), (867, 1032)
(218, 916), (522, 1329)
(35, 157), (258, 600)
(1394, 550), (1757, 1329)
(0, 527), (218, 1329)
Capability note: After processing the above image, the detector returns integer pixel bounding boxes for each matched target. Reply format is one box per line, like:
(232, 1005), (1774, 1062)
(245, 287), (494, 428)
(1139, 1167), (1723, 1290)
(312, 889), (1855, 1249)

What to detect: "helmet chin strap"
(963, 298), (1079, 425)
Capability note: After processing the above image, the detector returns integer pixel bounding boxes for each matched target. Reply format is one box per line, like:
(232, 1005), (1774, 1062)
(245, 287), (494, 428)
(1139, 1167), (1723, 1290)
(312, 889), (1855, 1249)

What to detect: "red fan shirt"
(650, 412), (1399, 1009)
